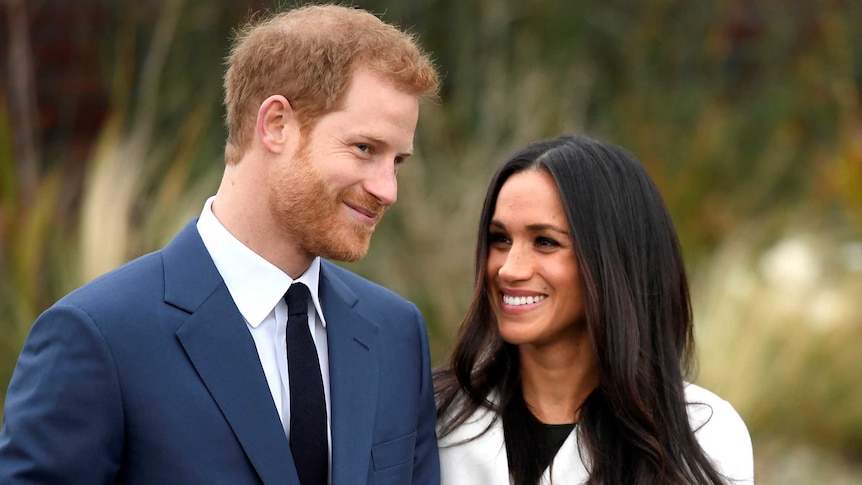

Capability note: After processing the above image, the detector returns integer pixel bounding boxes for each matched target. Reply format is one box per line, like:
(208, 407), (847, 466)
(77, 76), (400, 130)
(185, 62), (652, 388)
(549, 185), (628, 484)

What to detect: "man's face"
(270, 68), (420, 262)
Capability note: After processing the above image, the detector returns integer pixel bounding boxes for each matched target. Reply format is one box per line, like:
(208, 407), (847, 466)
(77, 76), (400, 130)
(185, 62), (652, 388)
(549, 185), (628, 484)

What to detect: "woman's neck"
(518, 339), (598, 425)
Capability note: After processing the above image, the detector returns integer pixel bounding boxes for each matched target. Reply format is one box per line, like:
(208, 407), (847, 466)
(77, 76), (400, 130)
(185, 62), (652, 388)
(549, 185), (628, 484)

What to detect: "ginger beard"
(269, 140), (387, 263)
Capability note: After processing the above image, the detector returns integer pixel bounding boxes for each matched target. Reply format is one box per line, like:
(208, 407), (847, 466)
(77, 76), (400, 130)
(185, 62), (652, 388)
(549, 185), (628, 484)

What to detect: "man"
(0, 5), (440, 484)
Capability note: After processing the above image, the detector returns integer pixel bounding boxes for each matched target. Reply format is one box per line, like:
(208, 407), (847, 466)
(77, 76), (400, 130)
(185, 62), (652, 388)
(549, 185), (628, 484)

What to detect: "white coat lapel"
(440, 404), (589, 485)
(439, 406), (510, 485)
(542, 427), (589, 484)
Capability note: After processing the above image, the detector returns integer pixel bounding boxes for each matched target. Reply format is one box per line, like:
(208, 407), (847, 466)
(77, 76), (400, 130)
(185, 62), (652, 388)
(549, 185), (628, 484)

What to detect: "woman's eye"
(536, 236), (560, 247)
(489, 233), (510, 245)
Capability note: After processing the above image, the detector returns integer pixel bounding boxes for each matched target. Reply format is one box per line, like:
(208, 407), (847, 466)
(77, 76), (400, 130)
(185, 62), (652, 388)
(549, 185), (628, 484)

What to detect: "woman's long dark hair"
(435, 134), (726, 484)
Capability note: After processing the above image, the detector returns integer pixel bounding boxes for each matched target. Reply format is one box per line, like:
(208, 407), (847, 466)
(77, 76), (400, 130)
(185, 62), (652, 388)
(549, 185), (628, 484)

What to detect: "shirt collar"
(196, 196), (326, 328)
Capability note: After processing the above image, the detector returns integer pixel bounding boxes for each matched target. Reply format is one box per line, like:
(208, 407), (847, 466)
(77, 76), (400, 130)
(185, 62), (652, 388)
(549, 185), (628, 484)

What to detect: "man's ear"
(256, 95), (295, 153)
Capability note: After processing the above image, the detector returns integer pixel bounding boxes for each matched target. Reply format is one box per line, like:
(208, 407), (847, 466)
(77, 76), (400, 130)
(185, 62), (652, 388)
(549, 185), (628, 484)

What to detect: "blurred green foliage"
(2, 0), (861, 480)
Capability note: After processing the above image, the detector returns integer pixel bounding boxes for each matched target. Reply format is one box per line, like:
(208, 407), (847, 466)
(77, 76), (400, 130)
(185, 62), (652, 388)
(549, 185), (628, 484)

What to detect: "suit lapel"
(164, 221), (298, 485)
(319, 263), (379, 484)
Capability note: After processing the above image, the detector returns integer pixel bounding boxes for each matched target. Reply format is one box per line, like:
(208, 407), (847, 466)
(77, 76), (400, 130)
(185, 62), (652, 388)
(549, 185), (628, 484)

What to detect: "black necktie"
(285, 283), (328, 485)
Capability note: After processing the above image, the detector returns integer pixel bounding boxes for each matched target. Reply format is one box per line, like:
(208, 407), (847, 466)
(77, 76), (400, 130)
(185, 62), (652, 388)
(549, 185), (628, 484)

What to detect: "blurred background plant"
(1, 0), (861, 482)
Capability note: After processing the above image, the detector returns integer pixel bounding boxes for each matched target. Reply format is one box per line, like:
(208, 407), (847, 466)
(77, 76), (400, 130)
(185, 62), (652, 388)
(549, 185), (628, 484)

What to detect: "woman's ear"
(256, 95), (294, 153)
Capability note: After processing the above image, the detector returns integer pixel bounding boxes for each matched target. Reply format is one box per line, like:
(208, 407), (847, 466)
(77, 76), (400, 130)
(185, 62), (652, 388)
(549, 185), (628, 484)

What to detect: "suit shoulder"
(57, 250), (166, 313)
(321, 260), (413, 308)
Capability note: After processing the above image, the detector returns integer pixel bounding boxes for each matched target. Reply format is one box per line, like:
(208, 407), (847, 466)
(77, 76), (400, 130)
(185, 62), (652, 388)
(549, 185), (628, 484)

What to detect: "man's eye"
(356, 144), (370, 152)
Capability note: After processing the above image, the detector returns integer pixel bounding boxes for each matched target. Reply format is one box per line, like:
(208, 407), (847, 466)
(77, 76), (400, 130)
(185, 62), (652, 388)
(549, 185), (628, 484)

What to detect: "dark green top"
(536, 422), (576, 472)
(502, 389), (578, 482)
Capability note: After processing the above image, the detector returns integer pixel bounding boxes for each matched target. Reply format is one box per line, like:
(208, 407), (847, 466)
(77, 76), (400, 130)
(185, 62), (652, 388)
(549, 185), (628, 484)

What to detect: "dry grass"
(693, 224), (862, 479)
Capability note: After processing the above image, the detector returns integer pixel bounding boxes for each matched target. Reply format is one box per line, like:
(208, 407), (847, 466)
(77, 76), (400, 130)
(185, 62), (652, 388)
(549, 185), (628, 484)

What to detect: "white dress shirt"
(196, 196), (332, 458)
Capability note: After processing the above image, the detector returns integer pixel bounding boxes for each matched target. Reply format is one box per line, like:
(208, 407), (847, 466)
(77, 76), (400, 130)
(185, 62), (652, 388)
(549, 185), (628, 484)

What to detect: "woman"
(435, 134), (754, 484)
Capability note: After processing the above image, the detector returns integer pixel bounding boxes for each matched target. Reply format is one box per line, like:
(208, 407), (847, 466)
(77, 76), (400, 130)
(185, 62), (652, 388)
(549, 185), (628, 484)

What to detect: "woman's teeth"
(503, 294), (546, 306)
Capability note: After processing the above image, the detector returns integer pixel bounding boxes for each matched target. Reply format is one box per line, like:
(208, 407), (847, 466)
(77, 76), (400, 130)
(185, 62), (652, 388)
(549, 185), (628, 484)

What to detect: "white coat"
(439, 383), (755, 484)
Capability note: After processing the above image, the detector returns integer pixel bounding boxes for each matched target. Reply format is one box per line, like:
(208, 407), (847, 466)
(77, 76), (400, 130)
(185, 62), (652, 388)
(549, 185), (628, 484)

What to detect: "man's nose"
(363, 161), (398, 207)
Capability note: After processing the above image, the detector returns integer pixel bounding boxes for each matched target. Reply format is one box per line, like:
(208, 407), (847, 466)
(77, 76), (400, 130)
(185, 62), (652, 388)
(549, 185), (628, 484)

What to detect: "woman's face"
(485, 169), (587, 351)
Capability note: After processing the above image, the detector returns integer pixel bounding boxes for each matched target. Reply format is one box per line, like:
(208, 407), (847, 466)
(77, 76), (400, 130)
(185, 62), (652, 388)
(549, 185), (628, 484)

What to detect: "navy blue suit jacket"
(0, 221), (440, 484)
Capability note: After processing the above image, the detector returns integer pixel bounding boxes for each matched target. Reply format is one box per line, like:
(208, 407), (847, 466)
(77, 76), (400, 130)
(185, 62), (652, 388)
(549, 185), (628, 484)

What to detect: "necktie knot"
(286, 283), (311, 317)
